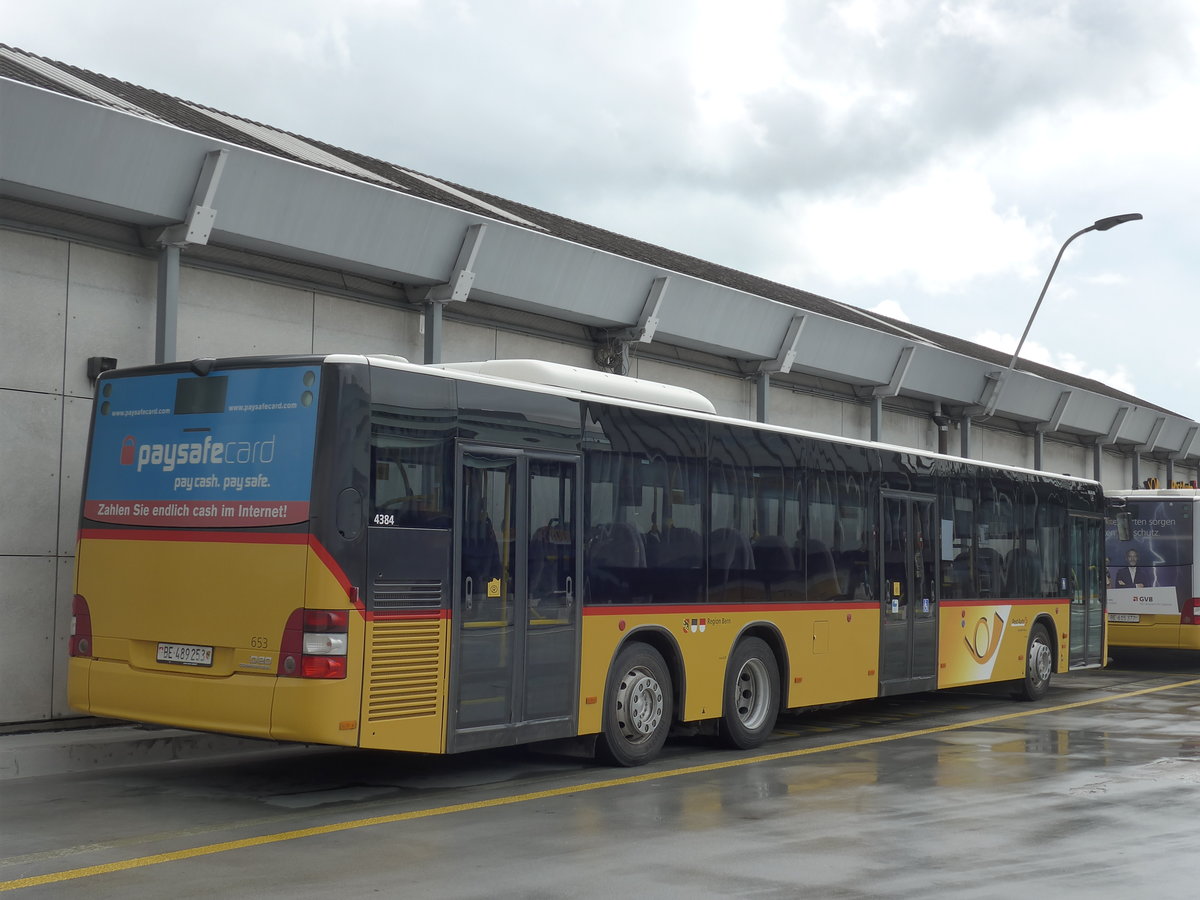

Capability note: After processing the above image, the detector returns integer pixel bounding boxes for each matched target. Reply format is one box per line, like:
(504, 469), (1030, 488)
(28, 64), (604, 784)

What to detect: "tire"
(719, 637), (780, 750)
(1016, 623), (1053, 701)
(596, 642), (673, 767)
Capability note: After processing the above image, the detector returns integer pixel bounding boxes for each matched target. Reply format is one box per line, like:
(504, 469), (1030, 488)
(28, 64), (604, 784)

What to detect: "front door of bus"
(451, 446), (581, 752)
(879, 492), (938, 695)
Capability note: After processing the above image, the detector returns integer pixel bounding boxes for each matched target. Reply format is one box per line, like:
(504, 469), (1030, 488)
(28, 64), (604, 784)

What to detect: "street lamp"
(982, 212), (1143, 417)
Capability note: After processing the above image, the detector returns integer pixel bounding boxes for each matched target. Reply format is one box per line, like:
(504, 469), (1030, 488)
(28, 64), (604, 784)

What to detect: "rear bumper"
(1107, 621), (1200, 650)
(68, 657), (360, 746)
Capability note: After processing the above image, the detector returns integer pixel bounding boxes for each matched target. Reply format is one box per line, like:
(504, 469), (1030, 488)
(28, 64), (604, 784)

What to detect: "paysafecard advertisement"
(84, 365), (320, 528)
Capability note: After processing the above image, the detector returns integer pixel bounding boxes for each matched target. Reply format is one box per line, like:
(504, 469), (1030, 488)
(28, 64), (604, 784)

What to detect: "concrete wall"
(2, 223), (1195, 726)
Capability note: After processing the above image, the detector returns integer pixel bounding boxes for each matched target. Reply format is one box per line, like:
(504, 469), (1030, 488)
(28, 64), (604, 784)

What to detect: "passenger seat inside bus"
(709, 527), (755, 577)
(802, 538), (843, 601)
(585, 522), (647, 603)
(658, 526), (702, 569)
(1004, 547), (1042, 598)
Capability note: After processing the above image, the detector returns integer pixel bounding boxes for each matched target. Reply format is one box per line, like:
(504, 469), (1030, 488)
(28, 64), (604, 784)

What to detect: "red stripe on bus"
(304, 535), (360, 610)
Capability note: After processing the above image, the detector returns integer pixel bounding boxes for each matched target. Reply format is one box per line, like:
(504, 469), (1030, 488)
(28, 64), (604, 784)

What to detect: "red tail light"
(70, 594), (93, 658)
(1181, 599), (1200, 625)
(278, 609), (349, 679)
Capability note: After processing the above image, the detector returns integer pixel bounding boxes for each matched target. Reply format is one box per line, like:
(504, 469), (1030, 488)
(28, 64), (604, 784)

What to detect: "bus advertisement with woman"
(1106, 489), (1200, 649)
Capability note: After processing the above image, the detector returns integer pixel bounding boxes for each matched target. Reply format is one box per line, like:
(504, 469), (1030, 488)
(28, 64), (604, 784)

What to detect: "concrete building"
(2, 45), (1196, 726)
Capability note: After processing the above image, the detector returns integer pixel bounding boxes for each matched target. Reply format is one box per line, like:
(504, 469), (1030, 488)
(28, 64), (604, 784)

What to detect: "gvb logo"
(120, 436), (136, 466)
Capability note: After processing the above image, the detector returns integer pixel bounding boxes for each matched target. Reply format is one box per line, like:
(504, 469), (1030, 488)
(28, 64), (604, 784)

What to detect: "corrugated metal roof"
(0, 46), (161, 122)
(186, 104), (407, 190)
(396, 167), (546, 231)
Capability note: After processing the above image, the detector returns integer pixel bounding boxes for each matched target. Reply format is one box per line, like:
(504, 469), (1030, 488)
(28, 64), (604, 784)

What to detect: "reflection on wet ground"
(5, 655), (1200, 897)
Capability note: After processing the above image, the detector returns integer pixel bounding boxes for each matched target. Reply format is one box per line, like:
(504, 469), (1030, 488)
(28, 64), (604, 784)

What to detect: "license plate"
(156, 642), (214, 667)
(1108, 614), (1140, 623)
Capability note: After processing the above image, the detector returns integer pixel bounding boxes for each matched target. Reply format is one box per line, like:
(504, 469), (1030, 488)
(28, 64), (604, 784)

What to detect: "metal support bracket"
(873, 346), (915, 399)
(1137, 416), (1166, 454)
(1171, 426), (1199, 462)
(1104, 406), (1130, 447)
(155, 149), (228, 247)
(424, 223), (487, 303)
(594, 276), (671, 374)
(1035, 391), (1072, 434)
(758, 314), (806, 375)
(610, 276), (669, 345)
(976, 369), (1004, 418)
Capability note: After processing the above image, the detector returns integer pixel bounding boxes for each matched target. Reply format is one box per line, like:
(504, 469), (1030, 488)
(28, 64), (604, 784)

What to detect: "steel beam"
(155, 245), (179, 363)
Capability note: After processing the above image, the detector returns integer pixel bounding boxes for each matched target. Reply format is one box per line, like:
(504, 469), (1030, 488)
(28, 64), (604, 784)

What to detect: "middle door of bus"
(879, 492), (939, 695)
(450, 445), (582, 752)
(1068, 512), (1106, 667)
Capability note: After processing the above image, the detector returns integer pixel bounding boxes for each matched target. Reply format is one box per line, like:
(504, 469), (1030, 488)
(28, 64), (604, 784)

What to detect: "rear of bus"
(69, 356), (371, 745)
(1105, 491), (1200, 650)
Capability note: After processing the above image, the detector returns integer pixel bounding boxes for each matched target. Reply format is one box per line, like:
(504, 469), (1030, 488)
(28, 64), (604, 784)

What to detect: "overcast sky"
(6, 1), (1199, 417)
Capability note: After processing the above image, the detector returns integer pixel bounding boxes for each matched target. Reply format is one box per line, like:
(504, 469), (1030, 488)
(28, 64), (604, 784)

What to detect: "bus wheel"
(1017, 623), (1053, 701)
(597, 642), (673, 767)
(719, 637), (780, 749)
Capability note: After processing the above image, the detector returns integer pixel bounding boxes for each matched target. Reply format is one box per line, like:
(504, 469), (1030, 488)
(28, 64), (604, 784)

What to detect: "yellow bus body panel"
(938, 602), (1069, 688)
(577, 605), (880, 735)
(1108, 616), (1200, 650)
(358, 616), (450, 754)
(72, 533), (365, 746)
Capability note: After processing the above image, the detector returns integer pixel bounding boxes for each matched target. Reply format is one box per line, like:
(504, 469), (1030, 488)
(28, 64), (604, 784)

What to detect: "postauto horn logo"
(119, 434), (277, 472)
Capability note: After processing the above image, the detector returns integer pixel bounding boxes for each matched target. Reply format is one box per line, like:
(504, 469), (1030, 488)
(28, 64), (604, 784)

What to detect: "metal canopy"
(1, 69), (1196, 463)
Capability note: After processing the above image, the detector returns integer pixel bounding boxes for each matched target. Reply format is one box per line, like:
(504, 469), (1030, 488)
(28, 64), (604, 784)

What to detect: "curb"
(0, 724), (305, 781)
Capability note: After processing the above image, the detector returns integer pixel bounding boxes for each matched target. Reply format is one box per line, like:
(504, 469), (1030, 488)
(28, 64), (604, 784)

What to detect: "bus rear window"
(175, 375), (228, 414)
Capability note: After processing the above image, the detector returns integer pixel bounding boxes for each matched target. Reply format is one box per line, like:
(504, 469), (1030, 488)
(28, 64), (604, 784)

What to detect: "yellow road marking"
(4, 676), (1199, 892)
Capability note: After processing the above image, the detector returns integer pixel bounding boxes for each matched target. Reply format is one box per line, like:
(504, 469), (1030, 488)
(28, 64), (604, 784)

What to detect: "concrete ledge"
(0, 723), (307, 780)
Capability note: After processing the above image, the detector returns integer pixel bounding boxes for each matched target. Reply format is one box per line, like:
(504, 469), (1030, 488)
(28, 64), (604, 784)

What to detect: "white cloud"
(777, 164), (1051, 292)
(869, 300), (911, 322)
(971, 330), (1136, 396)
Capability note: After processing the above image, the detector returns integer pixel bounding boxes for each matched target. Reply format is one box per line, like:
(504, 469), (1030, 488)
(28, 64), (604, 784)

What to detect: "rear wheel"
(597, 643), (673, 767)
(1016, 623), (1053, 701)
(719, 637), (780, 749)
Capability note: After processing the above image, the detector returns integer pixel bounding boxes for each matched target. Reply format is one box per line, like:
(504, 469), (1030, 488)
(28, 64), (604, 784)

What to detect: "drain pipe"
(932, 402), (951, 456)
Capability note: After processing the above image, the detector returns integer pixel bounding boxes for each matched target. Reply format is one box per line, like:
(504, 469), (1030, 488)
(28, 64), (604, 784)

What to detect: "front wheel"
(597, 643), (673, 767)
(1016, 623), (1053, 701)
(719, 637), (780, 749)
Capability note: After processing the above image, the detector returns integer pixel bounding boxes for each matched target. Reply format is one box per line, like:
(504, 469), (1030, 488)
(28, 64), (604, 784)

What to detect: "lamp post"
(982, 212), (1143, 418)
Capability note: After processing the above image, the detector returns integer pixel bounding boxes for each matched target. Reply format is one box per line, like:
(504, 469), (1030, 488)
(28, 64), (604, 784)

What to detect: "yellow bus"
(1105, 488), (1200, 650)
(70, 355), (1107, 766)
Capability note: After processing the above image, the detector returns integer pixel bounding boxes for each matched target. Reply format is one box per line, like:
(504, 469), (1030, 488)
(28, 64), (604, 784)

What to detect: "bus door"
(450, 446), (582, 752)
(879, 492), (939, 695)
(1068, 513), (1105, 667)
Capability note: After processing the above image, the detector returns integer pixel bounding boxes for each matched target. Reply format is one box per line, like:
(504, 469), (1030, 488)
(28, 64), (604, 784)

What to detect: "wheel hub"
(1030, 638), (1052, 683)
(616, 667), (664, 741)
(734, 658), (770, 729)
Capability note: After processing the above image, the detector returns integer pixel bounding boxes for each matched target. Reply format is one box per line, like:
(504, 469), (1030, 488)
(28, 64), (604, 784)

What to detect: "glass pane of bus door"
(879, 495), (939, 694)
(524, 457), (579, 720)
(457, 452), (516, 729)
(1068, 515), (1105, 667)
